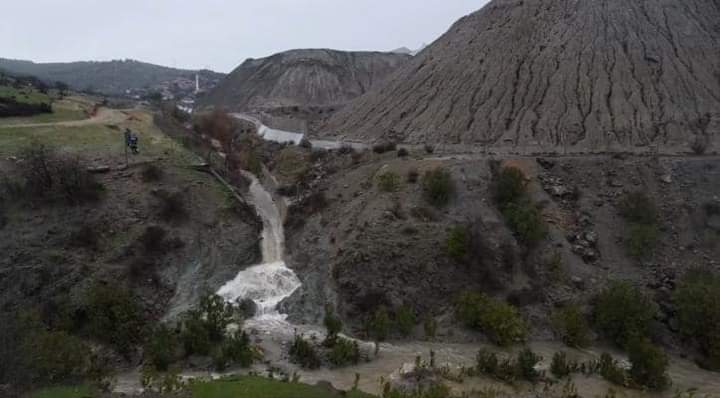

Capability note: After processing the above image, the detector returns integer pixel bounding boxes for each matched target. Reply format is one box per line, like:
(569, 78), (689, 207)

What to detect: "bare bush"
(18, 143), (103, 204)
(141, 164), (163, 182)
(154, 190), (186, 221)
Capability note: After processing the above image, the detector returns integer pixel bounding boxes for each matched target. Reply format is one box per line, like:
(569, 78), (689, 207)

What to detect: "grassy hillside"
(0, 58), (224, 95)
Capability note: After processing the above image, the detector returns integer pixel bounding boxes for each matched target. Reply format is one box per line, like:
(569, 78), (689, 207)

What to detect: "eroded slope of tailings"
(324, 0), (720, 153)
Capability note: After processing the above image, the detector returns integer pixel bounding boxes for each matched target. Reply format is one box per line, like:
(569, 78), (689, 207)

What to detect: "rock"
(87, 165), (110, 173)
(706, 215), (720, 232)
(571, 276), (585, 290)
(536, 158), (556, 170)
(584, 231), (598, 246)
(660, 174), (672, 184)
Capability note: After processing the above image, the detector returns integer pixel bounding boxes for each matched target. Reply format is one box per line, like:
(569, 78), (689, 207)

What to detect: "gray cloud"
(2, 0), (488, 72)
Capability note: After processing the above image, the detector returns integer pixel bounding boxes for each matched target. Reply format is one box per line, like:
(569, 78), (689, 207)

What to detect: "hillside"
(323, 0), (720, 154)
(199, 49), (410, 111)
(0, 58), (224, 96)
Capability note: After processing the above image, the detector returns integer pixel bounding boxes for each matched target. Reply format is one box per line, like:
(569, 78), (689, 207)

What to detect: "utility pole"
(123, 129), (130, 168)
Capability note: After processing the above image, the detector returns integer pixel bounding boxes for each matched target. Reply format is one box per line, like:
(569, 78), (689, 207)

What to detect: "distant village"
(124, 73), (222, 113)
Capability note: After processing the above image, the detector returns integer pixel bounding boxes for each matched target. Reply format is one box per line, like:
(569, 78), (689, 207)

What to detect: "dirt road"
(0, 107), (129, 129)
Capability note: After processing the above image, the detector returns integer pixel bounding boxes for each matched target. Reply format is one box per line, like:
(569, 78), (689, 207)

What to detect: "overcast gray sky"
(2, 0), (489, 73)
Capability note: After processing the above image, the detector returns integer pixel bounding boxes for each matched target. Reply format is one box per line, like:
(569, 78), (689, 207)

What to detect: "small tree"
(366, 307), (392, 342)
(494, 167), (527, 205)
(145, 324), (179, 371)
(628, 338), (669, 390)
(550, 351), (573, 379)
(422, 168), (455, 207)
(552, 305), (590, 348)
(446, 225), (469, 262)
(395, 305), (416, 337)
(594, 282), (657, 348)
(289, 334), (321, 369)
(377, 171), (401, 192)
(516, 348), (542, 382)
(673, 269), (720, 370)
(323, 305), (343, 346)
(456, 292), (527, 346)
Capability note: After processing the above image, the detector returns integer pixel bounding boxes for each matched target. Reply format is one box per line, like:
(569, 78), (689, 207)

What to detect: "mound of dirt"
(199, 49), (410, 112)
(323, 0), (720, 154)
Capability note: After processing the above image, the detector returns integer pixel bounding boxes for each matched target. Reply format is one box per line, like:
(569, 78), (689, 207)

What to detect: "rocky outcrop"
(323, 0), (720, 154)
(199, 49), (410, 111)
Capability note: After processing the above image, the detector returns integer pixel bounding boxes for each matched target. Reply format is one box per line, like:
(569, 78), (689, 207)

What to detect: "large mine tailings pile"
(325, 0), (720, 153)
(200, 49), (410, 111)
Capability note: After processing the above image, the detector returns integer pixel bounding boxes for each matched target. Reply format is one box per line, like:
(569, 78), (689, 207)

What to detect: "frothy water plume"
(216, 171), (300, 329)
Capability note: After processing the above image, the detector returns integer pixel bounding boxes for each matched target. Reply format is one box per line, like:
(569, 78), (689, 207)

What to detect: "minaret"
(195, 74), (200, 94)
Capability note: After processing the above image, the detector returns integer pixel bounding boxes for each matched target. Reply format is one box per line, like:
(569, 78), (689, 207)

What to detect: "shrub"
(501, 199), (547, 246)
(494, 167), (527, 205)
(18, 143), (103, 204)
(395, 305), (416, 337)
(446, 225), (469, 262)
(366, 306), (392, 342)
(70, 224), (99, 250)
(141, 164), (163, 182)
(31, 330), (91, 384)
(455, 292), (527, 346)
(323, 305), (343, 346)
(551, 351), (573, 379)
(84, 284), (145, 356)
(618, 192), (658, 225)
(328, 337), (360, 367)
(372, 142), (396, 154)
(213, 330), (253, 370)
(397, 148), (409, 157)
(407, 169), (419, 183)
(180, 312), (212, 356)
(422, 168), (455, 208)
(180, 294), (235, 356)
(424, 144), (435, 154)
(493, 167), (546, 246)
(673, 269), (720, 370)
(476, 349), (499, 375)
(145, 324), (179, 371)
(377, 171), (401, 192)
(289, 335), (321, 369)
(599, 353), (628, 387)
(552, 305), (590, 348)
(138, 225), (167, 253)
(594, 282), (657, 348)
(627, 338), (669, 390)
(516, 348), (542, 382)
(423, 316), (437, 339)
(691, 136), (709, 155)
(626, 223), (659, 258)
(155, 190), (186, 221)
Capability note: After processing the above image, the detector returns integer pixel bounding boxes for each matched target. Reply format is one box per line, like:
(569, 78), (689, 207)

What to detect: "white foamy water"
(217, 171), (300, 328)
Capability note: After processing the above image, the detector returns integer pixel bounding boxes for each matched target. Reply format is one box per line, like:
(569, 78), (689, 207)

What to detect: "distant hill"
(199, 49), (410, 111)
(0, 58), (224, 96)
(326, 0), (720, 153)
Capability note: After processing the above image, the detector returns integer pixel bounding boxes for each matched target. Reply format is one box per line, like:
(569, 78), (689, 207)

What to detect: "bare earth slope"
(200, 49), (410, 111)
(324, 0), (720, 153)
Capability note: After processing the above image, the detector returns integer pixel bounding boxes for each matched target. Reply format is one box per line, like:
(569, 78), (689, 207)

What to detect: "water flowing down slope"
(217, 172), (300, 325)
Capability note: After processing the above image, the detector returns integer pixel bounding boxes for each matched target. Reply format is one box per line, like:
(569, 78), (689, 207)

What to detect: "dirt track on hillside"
(0, 107), (129, 129)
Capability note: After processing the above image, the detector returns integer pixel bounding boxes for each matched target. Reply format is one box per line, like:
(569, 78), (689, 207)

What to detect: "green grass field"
(0, 112), (199, 167)
(191, 376), (376, 398)
(31, 377), (376, 398)
(0, 85), (52, 104)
